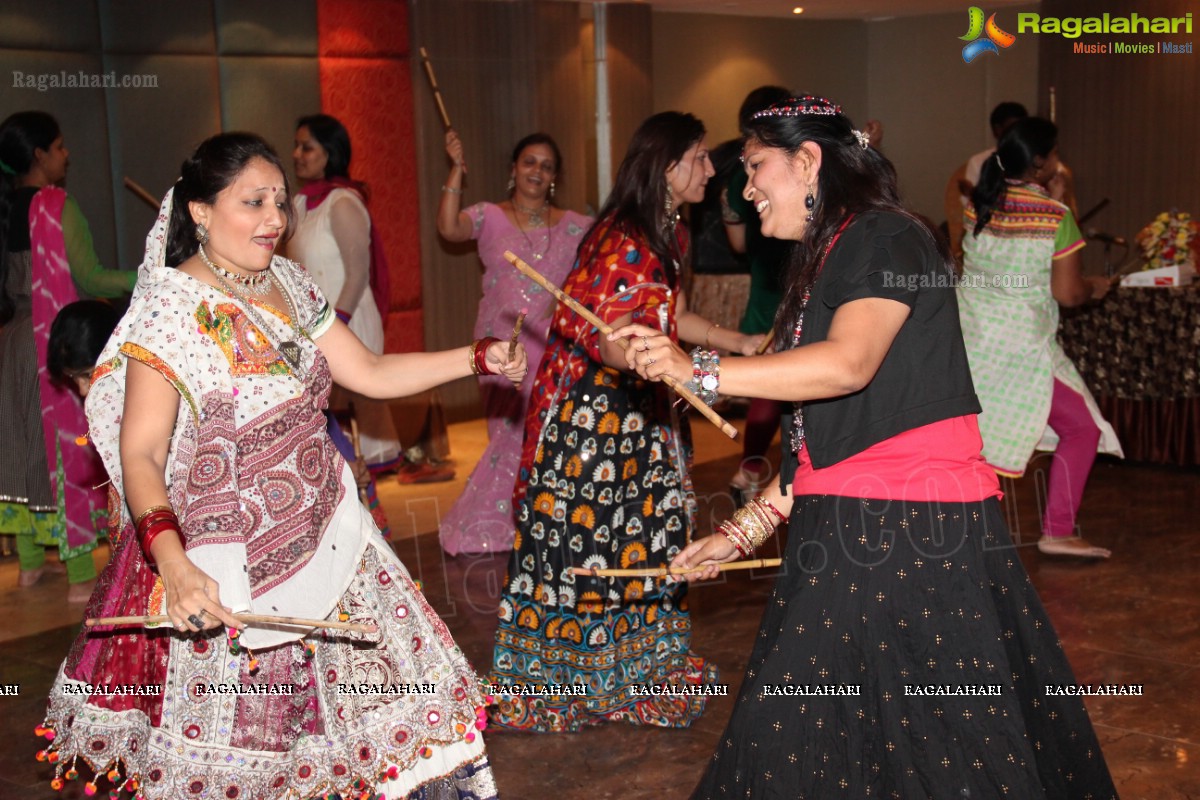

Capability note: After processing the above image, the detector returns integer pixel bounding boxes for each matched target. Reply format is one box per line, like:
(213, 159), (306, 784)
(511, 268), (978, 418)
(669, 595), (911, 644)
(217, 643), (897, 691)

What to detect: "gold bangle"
(704, 323), (719, 349)
(441, 185), (463, 195)
(134, 504), (173, 529)
(469, 340), (481, 375)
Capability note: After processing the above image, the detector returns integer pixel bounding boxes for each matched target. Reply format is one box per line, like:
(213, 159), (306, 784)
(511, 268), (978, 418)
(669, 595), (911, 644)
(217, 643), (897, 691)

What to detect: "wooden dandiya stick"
(123, 177), (159, 210)
(754, 327), (775, 356)
(418, 47), (453, 130)
(570, 558), (782, 579)
(504, 250), (739, 440)
(86, 613), (377, 633)
(507, 307), (528, 361)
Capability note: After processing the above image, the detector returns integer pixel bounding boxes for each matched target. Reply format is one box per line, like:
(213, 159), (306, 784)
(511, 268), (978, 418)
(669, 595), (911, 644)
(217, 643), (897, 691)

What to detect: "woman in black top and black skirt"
(613, 95), (1117, 799)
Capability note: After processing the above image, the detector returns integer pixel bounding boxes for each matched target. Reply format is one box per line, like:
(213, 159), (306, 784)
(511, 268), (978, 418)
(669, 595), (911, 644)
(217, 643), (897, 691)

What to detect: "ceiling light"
(793, 6), (804, 13)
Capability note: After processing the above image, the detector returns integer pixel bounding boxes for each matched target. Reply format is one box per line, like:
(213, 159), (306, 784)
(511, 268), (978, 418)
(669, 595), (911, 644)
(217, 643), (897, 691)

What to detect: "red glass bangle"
(474, 337), (501, 376)
(756, 496), (787, 523)
(136, 507), (181, 564)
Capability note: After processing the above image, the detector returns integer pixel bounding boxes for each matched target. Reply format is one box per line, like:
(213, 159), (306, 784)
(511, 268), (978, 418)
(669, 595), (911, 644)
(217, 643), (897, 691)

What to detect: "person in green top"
(721, 87), (793, 503)
(723, 87), (885, 504)
(0, 111), (137, 602)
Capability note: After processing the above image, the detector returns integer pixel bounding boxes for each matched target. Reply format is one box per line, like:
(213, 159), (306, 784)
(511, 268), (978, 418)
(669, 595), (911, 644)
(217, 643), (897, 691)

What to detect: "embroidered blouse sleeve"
(276, 258), (334, 338)
(1053, 207), (1085, 258)
(465, 202), (488, 241)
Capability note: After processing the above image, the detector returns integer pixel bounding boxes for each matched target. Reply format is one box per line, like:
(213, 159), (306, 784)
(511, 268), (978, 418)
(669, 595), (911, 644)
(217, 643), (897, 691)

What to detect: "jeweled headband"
(750, 94), (842, 119)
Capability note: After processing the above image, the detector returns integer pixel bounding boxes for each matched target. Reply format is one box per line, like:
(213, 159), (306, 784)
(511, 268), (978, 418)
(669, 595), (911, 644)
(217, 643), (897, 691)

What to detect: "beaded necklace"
(790, 214), (855, 453)
(198, 243), (272, 296)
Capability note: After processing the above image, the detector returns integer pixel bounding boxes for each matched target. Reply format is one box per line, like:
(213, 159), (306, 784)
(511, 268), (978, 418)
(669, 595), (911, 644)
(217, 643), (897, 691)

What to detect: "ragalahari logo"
(960, 7), (1016, 63)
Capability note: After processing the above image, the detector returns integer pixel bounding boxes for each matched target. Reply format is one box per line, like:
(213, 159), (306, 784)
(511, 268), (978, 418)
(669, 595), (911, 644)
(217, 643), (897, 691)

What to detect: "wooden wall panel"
(604, 3), (654, 180)
(1038, 0), (1199, 274)
(409, 0), (588, 420)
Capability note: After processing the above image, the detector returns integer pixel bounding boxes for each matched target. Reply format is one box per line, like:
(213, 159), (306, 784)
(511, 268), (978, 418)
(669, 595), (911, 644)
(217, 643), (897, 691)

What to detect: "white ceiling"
(589, 0), (1034, 21)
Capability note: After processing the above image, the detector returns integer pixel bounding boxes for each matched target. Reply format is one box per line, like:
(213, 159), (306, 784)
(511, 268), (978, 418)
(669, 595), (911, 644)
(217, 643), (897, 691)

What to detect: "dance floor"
(2, 416), (1198, 799)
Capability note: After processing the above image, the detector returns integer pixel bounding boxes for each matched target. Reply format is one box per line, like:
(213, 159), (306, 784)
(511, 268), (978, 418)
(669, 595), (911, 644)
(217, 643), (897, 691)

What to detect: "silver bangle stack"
(686, 347), (720, 406)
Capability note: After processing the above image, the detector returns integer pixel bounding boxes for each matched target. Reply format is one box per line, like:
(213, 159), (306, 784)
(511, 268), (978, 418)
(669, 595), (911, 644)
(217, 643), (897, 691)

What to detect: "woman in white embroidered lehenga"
(35, 132), (522, 800)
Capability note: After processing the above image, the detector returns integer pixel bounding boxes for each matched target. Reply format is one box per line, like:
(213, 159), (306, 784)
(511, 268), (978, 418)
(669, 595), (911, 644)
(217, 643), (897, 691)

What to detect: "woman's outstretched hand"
(157, 557), (243, 633)
(667, 534), (740, 583)
(445, 128), (467, 174)
(486, 340), (528, 385)
(608, 323), (692, 384)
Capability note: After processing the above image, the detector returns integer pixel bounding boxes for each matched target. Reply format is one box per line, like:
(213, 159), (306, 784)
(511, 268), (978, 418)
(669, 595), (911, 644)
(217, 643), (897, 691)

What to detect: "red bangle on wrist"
(136, 507), (181, 565)
(335, 308), (352, 324)
(756, 496), (787, 523)
(474, 337), (501, 376)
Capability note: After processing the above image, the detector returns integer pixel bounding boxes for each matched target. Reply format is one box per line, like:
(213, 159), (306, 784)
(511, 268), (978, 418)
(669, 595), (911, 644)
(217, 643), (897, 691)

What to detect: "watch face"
(701, 375), (719, 391)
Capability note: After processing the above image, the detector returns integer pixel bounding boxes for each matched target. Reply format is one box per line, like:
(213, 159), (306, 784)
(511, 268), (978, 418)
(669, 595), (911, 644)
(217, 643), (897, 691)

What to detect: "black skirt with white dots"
(692, 495), (1119, 800)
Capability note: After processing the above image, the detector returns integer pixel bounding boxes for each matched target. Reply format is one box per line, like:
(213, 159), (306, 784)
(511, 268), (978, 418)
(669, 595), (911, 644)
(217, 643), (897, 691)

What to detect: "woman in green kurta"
(0, 111), (136, 600)
(958, 117), (1122, 559)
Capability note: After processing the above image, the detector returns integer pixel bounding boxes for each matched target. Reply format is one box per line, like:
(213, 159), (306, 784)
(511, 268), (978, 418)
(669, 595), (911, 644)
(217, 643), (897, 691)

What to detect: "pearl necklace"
(198, 244), (272, 296)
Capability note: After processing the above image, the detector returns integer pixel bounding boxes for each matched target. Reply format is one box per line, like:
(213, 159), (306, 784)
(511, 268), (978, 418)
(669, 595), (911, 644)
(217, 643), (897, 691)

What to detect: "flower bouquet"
(1121, 211), (1199, 287)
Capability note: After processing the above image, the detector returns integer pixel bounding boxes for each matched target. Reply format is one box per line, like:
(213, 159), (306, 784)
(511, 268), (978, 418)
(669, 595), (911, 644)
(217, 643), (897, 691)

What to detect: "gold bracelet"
(441, 185), (463, 195)
(729, 501), (777, 553)
(134, 504), (173, 529)
(704, 323), (719, 349)
(469, 340), (482, 375)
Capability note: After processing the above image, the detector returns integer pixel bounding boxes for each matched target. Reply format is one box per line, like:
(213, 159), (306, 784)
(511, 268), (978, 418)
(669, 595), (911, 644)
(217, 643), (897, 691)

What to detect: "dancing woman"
(617, 96), (1118, 798)
(436, 130), (590, 555)
(489, 112), (759, 733)
(36, 132), (523, 799)
(0, 111), (136, 602)
(960, 116), (1121, 559)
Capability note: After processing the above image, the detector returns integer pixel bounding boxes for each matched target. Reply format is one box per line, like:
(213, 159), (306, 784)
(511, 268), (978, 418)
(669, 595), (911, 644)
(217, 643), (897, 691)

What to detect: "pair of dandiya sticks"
(87, 253), (768, 632)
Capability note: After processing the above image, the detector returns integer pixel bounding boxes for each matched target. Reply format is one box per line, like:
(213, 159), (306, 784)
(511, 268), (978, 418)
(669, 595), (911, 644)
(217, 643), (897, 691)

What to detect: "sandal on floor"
(1036, 536), (1112, 559)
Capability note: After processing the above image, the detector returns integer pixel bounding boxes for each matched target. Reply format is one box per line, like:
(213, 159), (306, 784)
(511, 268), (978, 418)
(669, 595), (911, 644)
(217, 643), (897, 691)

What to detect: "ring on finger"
(647, 357), (656, 365)
(187, 613), (205, 629)
(641, 335), (649, 352)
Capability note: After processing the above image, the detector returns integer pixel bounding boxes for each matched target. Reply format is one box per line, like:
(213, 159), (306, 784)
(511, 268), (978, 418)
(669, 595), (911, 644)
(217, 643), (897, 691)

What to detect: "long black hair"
(742, 95), (932, 345)
(0, 111), (61, 325)
(296, 113), (352, 180)
(971, 116), (1057, 236)
(166, 132), (293, 268)
(47, 300), (120, 382)
(579, 111), (706, 280)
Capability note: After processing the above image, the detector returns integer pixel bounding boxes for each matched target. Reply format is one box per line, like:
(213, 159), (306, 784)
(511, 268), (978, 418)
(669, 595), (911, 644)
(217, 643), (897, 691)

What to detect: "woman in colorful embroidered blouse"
(959, 117), (1122, 559)
(36, 133), (524, 800)
(0, 110), (136, 603)
(487, 111), (761, 733)
(616, 96), (1117, 799)
(436, 130), (591, 556)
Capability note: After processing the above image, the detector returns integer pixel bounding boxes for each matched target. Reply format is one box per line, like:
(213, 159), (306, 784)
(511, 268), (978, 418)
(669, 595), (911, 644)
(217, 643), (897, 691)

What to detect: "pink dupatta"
(30, 186), (107, 553)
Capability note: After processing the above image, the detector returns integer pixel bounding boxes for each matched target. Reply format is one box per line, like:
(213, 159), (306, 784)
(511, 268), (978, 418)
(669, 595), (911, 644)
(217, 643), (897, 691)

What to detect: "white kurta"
(292, 189), (401, 466)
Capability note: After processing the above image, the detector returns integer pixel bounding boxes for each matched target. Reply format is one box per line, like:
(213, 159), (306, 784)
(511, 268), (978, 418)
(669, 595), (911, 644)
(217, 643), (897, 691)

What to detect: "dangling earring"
(663, 183), (676, 229)
(548, 181), (556, 200)
(506, 176), (515, 193)
(195, 223), (210, 244)
(804, 190), (815, 222)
